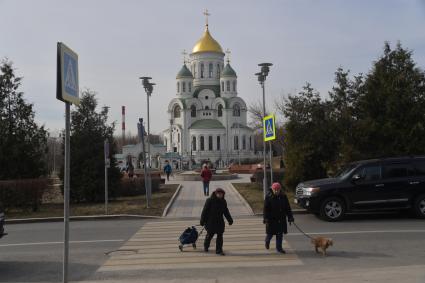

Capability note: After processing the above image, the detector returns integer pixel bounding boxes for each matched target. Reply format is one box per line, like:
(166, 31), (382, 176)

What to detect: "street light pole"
(139, 77), (155, 168)
(256, 63), (273, 199)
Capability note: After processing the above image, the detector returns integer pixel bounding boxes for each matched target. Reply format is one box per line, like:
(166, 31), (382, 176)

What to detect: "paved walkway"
(165, 174), (254, 218)
(97, 218), (301, 273)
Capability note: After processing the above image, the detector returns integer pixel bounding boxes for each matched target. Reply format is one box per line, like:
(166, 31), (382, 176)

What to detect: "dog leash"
(292, 222), (314, 240)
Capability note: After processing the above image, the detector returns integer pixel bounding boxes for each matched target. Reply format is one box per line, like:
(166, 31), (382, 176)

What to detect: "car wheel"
(414, 194), (425, 219)
(320, 197), (346, 222)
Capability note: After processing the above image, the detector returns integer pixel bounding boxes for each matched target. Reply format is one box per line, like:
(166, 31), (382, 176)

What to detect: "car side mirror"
(352, 174), (362, 182)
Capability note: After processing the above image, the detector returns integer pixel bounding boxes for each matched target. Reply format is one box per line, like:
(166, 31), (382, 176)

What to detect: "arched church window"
(182, 82), (186, 92)
(208, 136), (213, 151)
(226, 81), (230, 92)
(209, 63), (213, 78)
(242, 135), (246, 150)
(205, 106), (209, 110)
(192, 136), (197, 151)
(217, 64), (220, 78)
(234, 136), (239, 150)
(190, 105), (196, 117)
(233, 81), (236, 92)
(193, 63), (197, 77)
(218, 104), (223, 117)
(188, 82), (192, 92)
(221, 82), (224, 92)
(249, 136), (252, 149)
(217, 136), (221, 150)
(200, 63), (204, 78)
(233, 104), (241, 117)
(177, 82), (180, 93)
(178, 133), (180, 143)
(200, 136), (205, 151)
(173, 105), (181, 118)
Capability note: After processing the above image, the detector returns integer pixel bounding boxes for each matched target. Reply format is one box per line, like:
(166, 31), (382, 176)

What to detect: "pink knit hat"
(271, 182), (281, 191)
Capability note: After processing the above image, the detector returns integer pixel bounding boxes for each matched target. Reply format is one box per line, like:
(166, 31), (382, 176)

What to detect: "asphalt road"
(0, 219), (144, 282)
(1, 214), (424, 282)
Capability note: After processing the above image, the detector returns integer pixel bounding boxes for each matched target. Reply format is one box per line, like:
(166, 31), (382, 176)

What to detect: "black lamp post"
(139, 77), (155, 168)
(256, 62), (272, 199)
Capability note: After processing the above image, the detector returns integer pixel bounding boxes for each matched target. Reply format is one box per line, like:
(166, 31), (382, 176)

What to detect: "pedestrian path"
(166, 176), (253, 218)
(98, 218), (302, 272)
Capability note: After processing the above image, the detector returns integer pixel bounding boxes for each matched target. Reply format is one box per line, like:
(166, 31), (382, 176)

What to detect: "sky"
(1, 0), (424, 137)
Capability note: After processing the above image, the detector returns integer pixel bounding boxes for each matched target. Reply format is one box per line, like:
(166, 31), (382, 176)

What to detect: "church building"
(163, 16), (256, 167)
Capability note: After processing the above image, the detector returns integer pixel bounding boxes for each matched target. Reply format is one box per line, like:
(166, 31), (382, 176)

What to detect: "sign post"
(104, 139), (110, 215)
(263, 115), (276, 186)
(56, 42), (79, 283)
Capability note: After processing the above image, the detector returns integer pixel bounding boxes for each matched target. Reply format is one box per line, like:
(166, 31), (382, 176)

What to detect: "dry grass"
(232, 182), (299, 214)
(6, 184), (179, 219)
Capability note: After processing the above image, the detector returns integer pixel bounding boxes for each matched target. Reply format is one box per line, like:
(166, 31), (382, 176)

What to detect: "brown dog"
(311, 237), (333, 256)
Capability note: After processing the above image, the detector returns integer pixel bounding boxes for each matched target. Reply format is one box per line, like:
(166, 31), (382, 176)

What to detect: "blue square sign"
(263, 115), (276, 141)
(57, 42), (79, 105)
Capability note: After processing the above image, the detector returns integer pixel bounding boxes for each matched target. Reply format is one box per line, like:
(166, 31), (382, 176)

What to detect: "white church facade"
(163, 19), (257, 167)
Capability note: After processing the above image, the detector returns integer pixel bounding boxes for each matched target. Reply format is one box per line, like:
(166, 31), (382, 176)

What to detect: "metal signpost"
(264, 114), (276, 187)
(56, 42), (79, 283)
(104, 139), (110, 215)
(138, 118), (151, 208)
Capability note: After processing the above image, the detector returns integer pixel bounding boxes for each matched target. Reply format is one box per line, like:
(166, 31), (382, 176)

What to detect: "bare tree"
(248, 100), (268, 130)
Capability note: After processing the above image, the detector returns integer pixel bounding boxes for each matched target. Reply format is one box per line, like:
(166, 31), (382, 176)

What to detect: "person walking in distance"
(200, 188), (233, 256)
(200, 163), (212, 196)
(163, 161), (172, 181)
(263, 182), (294, 253)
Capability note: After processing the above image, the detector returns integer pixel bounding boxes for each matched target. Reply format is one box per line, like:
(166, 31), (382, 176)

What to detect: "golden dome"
(192, 26), (223, 54)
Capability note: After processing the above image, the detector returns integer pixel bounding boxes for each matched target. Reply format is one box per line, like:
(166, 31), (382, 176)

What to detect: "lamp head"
(255, 72), (264, 83)
(258, 63), (272, 77)
(139, 76), (152, 88)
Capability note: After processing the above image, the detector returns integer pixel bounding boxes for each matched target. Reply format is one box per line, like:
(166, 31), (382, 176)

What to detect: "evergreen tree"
(355, 42), (425, 158)
(0, 59), (48, 179)
(61, 90), (121, 202)
(280, 83), (337, 189)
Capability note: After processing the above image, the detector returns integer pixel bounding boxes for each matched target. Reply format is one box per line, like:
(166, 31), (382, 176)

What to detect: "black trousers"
(204, 232), (223, 253)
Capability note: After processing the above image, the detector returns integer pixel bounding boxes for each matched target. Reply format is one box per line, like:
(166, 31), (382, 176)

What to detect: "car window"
(359, 165), (382, 181)
(414, 161), (425, 176)
(335, 164), (357, 179)
(383, 163), (412, 179)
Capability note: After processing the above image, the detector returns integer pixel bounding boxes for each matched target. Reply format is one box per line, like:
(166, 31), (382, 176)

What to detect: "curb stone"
(162, 184), (183, 217)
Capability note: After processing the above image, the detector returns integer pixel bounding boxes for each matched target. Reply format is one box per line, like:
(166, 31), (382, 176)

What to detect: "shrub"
(0, 179), (48, 212)
(252, 169), (285, 189)
(118, 176), (160, 197)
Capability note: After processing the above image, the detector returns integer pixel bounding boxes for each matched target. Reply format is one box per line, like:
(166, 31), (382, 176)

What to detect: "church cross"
(225, 48), (231, 64)
(203, 9), (210, 26)
(181, 49), (187, 64)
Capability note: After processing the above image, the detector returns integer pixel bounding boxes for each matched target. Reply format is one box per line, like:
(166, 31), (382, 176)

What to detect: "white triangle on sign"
(266, 120), (274, 136)
(65, 60), (77, 91)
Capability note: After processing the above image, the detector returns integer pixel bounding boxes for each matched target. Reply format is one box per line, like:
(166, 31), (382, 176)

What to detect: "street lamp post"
(139, 77), (155, 168)
(139, 77), (155, 207)
(256, 63), (272, 199)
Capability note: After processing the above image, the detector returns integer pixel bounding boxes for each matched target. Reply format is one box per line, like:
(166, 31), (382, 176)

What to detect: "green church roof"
(221, 63), (237, 77)
(176, 64), (193, 79)
(189, 119), (225, 129)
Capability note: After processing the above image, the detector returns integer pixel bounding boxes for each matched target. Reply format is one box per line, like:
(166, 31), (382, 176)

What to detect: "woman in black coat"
(200, 188), (233, 255)
(263, 182), (294, 253)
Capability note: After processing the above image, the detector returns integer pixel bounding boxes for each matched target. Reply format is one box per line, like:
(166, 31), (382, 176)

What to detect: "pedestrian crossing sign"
(56, 42), (80, 105)
(263, 114), (276, 141)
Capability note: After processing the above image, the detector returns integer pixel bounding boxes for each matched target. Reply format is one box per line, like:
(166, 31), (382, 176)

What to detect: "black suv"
(295, 156), (425, 221)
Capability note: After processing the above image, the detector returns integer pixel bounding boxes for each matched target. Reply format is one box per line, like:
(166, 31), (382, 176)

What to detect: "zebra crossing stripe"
(98, 218), (302, 272)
